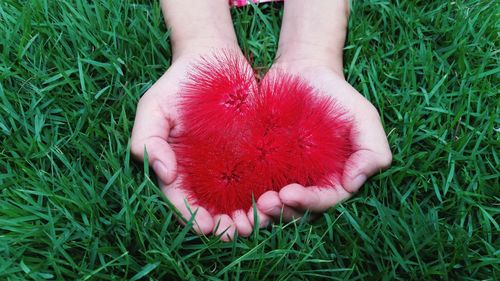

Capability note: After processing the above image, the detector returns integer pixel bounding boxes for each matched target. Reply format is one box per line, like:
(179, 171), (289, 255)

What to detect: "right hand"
(130, 49), (263, 241)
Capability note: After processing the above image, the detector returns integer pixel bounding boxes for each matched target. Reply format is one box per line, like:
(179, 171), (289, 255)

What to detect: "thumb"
(136, 137), (177, 184)
(131, 96), (178, 184)
(342, 149), (392, 193)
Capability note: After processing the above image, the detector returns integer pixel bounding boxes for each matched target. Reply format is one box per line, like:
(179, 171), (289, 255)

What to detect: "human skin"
(255, 0), (392, 221)
(130, 0), (265, 241)
(130, 0), (392, 240)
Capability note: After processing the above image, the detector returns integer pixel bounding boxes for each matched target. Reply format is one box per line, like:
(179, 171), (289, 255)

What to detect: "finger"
(256, 191), (282, 216)
(213, 214), (236, 242)
(343, 105), (392, 193)
(342, 149), (392, 193)
(131, 96), (177, 184)
(279, 183), (351, 212)
(247, 206), (271, 228)
(279, 206), (305, 222)
(232, 209), (252, 237)
(353, 105), (392, 154)
(256, 191), (303, 222)
(161, 181), (214, 235)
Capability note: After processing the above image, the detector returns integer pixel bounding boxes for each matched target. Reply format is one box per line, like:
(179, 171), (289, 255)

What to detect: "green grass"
(0, 0), (498, 280)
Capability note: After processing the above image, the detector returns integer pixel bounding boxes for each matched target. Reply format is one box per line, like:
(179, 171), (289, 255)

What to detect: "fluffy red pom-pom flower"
(173, 52), (353, 215)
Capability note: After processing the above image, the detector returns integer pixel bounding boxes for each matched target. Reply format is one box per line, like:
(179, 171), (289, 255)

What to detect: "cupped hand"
(130, 49), (259, 241)
(256, 63), (392, 221)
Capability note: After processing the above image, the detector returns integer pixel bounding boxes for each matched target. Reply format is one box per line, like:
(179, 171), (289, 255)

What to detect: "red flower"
(173, 52), (353, 215)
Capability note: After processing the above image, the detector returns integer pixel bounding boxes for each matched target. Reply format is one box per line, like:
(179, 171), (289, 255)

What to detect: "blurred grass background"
(0, 0), (498, 280)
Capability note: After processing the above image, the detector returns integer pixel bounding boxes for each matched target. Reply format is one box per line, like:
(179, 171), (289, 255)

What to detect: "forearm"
(160, 0), (239, 59)
(276, 0), (349, 74)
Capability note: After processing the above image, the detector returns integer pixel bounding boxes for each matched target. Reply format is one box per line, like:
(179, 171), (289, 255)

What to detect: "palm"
(131, 52), (255, 241)
(256, 66), (392, 220)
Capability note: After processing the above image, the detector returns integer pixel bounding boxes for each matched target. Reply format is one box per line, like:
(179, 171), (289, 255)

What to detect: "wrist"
(275, 41), (345, 77)
(275, 0), (349, 76)
(161, 0), (239, 60)
(172, 38), (240, 61)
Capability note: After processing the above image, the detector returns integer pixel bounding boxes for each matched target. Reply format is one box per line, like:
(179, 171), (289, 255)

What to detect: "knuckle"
(379, 151), (393, 168)
(130, 139), (144, 157)
(367, 104), (382, 120)
(137, 95), (149, 108)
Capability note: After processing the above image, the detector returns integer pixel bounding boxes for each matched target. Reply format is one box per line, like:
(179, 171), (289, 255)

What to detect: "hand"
(131, 0), (262, 241)
(256, 63), (392, 221)
(256, 0), (391, 221)
(131, 49), (264, 241)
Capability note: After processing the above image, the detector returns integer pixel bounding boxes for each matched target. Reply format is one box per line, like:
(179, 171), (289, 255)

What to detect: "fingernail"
(349, 174), (367, 192)
(153, 161), (169, 178)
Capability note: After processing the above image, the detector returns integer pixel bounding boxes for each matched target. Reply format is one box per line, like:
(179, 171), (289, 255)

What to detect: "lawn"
(0, 0), (498, 280)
